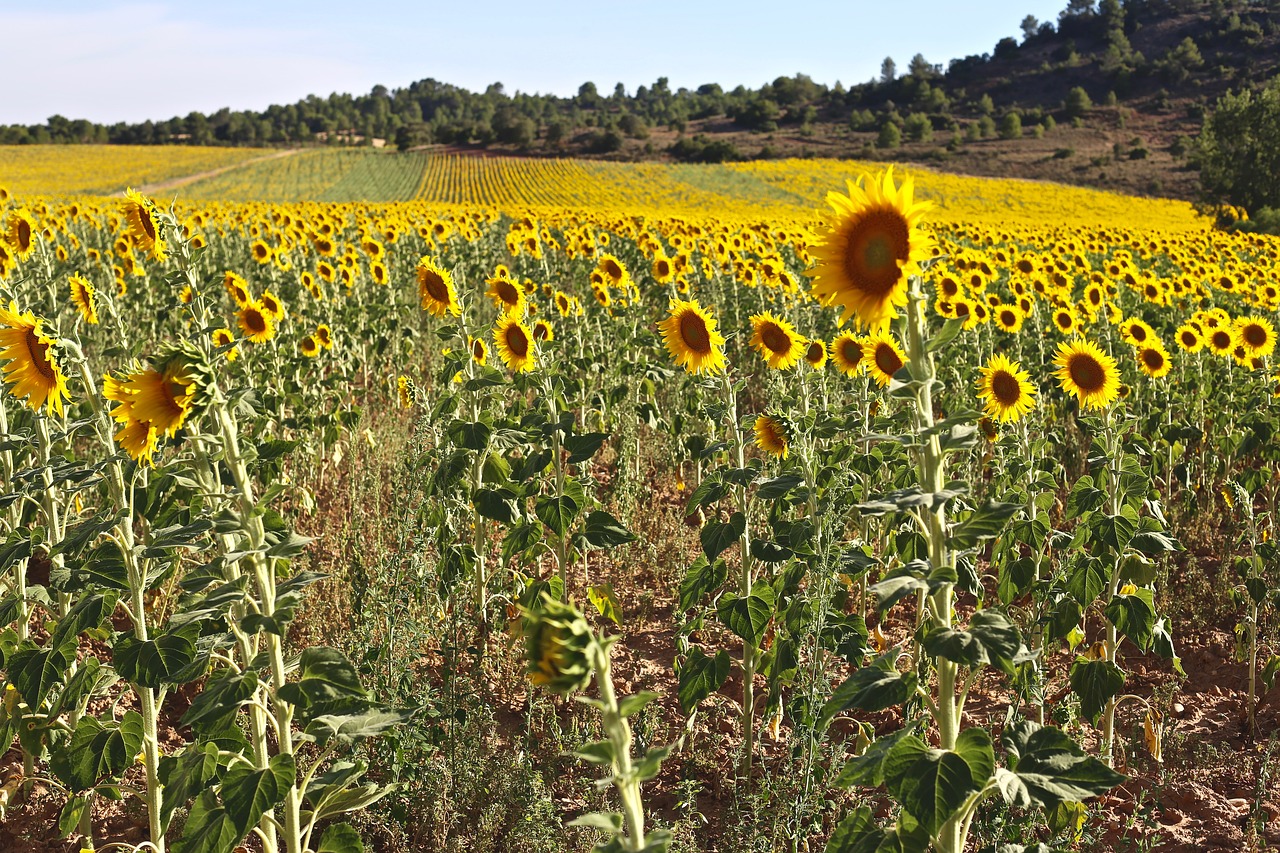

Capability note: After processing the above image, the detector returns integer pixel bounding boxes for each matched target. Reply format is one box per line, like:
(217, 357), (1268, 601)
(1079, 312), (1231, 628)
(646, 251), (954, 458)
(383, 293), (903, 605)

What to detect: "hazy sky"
(1, 0), (1069, 126)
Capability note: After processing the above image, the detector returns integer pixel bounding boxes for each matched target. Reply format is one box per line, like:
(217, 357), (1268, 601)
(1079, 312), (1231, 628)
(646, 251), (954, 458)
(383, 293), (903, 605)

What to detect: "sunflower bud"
(523, 596), (595, 696)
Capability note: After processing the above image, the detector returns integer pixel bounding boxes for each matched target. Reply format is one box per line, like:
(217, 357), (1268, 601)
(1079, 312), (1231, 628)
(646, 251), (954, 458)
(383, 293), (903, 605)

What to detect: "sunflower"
(103, 362), (196, 440)
(532, 319), (555, 342)
(112, 418), (160, 466)
(249, 239), (273, 265)
(1052, 307), (1078, 335)
(5, 209), (36, 259)
(69, 274), (99, 325)
(992, 303), (1025, 333)
(975, 354), (1036, 423)
(397, 375), (415, 409)
(1135, 344), (1171, 379)
(0, 302), (71, 415)
(468, 335), (488, 366)
(494, 315), (537, 373)
(753, 414), (790, 459)
(803, 339), (828, 370)
(1237, 316), (1276, 357)
(486, 276), (525, 315)
(300, 336), (320, 358)
(598, 254), (629, 287)
(861, 332), (907, 388)
(808, 167), (934, 329)
(1207, 326), (1236, 357)
(653, 255), (676, 284)
(260, 289), (286, 321)
(416, 257), (461, 317)
(211, 327), (238, 362)
(554, 290), (573, 317)
(1174, 323), (1203, 353)
(224, 272), (252, 307)
(749, 312), (805, 370)
(659, 299), (727, 375)
(1053, 339), (1120, 410)
(122, 188), (166, 261)
(1120, 317), (1156, 348)
(237, 301), (276, 343)
(829, 332), (866, 376)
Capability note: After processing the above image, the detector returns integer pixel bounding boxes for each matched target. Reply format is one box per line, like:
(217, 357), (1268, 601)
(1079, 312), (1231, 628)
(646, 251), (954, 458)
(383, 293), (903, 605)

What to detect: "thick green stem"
(721, 372), (756, 776)
(595, 645), (647, 851)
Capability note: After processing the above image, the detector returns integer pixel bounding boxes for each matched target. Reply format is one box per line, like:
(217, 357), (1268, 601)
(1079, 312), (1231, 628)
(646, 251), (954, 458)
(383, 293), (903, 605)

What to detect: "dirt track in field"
(109, 148), (299, 198)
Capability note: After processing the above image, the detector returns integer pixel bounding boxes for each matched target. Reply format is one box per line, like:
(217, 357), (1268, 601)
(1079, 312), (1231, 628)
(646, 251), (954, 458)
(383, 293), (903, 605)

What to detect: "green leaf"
(536, 493), (580, 538)
(473, 488), (518, 524)
(618, 691), (659, 719)
(277, 647), (366, 709)
(883, 737), (977, 835)
(824, 806), (882, 853)
(1128, 530), (1182, 554)
(997, 557), (1037, 605)
(317, 823), (365, 853)
(834, 728), (915, 789)
(678, 556), (727, 611)
(159, 742), (220, 828)
(1066, 559), (1107, 608)
(953, 728), (995, 787)
(448, 420), (491, 451)
(173, 788), (240, 853)
(114, 624), (201, 689)
(716, 582), (774, 647)
(564, 432), (609, 464)
(221, 753), (295, 834)
(1000, 720), (1124, 807)
(677, 647), (729, 714)
(1068, 658), (1126, 725)
(923, 610), (1025, 673)
(50, 711), (145, 792)
(9, 641), (74, 707)
(926, 318), (965, 353)
(820, 658), (917, 728)
(685, 474), (728, 515)
(1104, 589), (1156, 650)
(501, 522), (542, 561)
(588, 583), (623, 626)
(951, 501), (1021, 549)
(584, 511), (636, 548)
(306, 700), (413, 744)
(568, 811), (624, 834)
(757, 474), (803, 501)
(700, 512), (745, 561)
(182, 671), (259, 731)
(57, 794), (88, 839)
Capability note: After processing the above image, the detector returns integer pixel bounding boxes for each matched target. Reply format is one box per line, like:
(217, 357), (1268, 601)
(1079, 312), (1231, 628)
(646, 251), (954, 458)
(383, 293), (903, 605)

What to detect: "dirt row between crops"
(109, 148), (299, 198)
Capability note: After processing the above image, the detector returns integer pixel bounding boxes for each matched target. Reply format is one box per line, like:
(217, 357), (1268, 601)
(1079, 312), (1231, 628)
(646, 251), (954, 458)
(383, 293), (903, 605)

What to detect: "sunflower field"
(0, 147), (1278, 853)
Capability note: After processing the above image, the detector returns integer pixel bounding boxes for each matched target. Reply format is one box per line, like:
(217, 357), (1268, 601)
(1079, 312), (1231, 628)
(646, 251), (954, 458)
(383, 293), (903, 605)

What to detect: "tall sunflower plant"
(806, 169), (1123, 853)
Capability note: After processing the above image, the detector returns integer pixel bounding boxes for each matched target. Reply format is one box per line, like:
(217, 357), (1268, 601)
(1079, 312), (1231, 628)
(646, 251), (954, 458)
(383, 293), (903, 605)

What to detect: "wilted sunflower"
(494, 315), (537, 373)
(0, 302), (71, 415)
(1174, 323), (1203, 353)
(299, 336), (320, 358)
(659, 298), (727, 375)
(523, 596), (594, 695)
(416, 257), (461, 317)
(68, 274), (99, 325)
(237, 301), (276, 343)
(803, 339), (828, 370)
(829, 332), (866, 377)
(975, 354), (1036, 423)
(753, 414), (791, 458)
(1237, 316), (1276, 357)
(211, 327), (238, 362)
(486, 276), (525, 315)
(5, 209), (37, 259)
(1053, 339), (1120, 410)
(1136, 344), (1171, 378)
(122, 188), (166, 261)
(808, 167), (933, 329)
(749, 312), (805, 370)
(861, 332), (907, 388)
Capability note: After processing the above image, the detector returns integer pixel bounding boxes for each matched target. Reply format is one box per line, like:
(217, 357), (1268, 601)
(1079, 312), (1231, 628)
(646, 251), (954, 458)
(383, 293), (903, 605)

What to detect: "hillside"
(3, 0), (1279, 202)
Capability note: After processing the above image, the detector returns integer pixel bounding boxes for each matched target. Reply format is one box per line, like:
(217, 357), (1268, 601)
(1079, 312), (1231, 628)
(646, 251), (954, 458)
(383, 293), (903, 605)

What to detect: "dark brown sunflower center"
(1180, 331), (1196, 346)
(505, 325), (530, 357)
(24, 329), (55, 380)
(533, 323), (550, 341)
(760, 323), (790, 355)
(656, 260), (670, 277)
(1142, 349), (1165, 370)
(244, 310), (267, 334)
(1243, 325), (1267, 347)
(421, 271), (449, 303)
(495, 281), (519, 305)
(806, 341), (825, 362)
(1068, 354), (1106, 393)
(991, 371), (1022, 406)
(1128, 325), (1147, 342)
(845, 209), (909, 296)
(1212, 331), (1231, 349)
(1000, 310), (1016, 326)
(138, 208), (156, 241)
(875, 344), (903, 377)
(603, 260), (623, 280)
(679, 312), (712, 354)
(16, 220), (31, 250)
(840, 339), (861, 364)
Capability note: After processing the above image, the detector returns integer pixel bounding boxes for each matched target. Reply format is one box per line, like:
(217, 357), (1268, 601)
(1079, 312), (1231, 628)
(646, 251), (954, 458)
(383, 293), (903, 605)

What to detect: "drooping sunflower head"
(0, 302), (71, 416)
(1136, 344), (1171, 379)
(659, 298), (727, 376)
(808, 167), (934, 329)
(397, 375), (416, 409)
(315, 324), (333, 349)
(68, 274), (99, 325)
(1053, 339), (1120, 410)
(494, 315), (537, 373)
(468, 335), (488, 366)
(753, 413), (791, 459)
(532, 319), (555, 342)
(122, 188), (167, 261)
(486, 276), (525, 315)
(1237, 316), (1276, 357)
(862, 332), (907, 388)
(829, 331), (866, 377)
(5, 209), (37, 259)
(522, 596), (594, 696)
(749, 312), (805, 370)
(804, 339), (828, 370)
(237, 301), (276, 344)
(417, 257), (461, 317)
(975, 353), (1036, 423)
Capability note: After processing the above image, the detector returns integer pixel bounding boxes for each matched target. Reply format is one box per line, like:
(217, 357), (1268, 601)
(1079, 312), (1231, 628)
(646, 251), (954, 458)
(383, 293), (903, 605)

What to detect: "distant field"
(0, 144), (272, 196)
(0, 144), (1206, 230)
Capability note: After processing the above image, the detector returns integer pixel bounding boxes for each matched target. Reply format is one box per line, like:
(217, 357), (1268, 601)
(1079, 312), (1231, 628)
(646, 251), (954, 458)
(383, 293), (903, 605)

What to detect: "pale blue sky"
(1, 1), (1069, 125)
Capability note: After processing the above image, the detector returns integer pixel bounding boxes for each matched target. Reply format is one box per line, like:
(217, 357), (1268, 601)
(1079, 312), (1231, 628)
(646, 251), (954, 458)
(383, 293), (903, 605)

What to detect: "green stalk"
(720, 371), (757, 777)
(593, 643), (647, 851)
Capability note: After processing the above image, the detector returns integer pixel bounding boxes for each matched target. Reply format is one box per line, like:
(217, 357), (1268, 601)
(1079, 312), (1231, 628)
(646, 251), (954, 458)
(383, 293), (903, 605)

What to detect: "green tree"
(877, 121), (902, 149)
(999, 112), (1023, 139)
(1065, 86), (1093, 118)
(1199, 78), (1280, 213)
